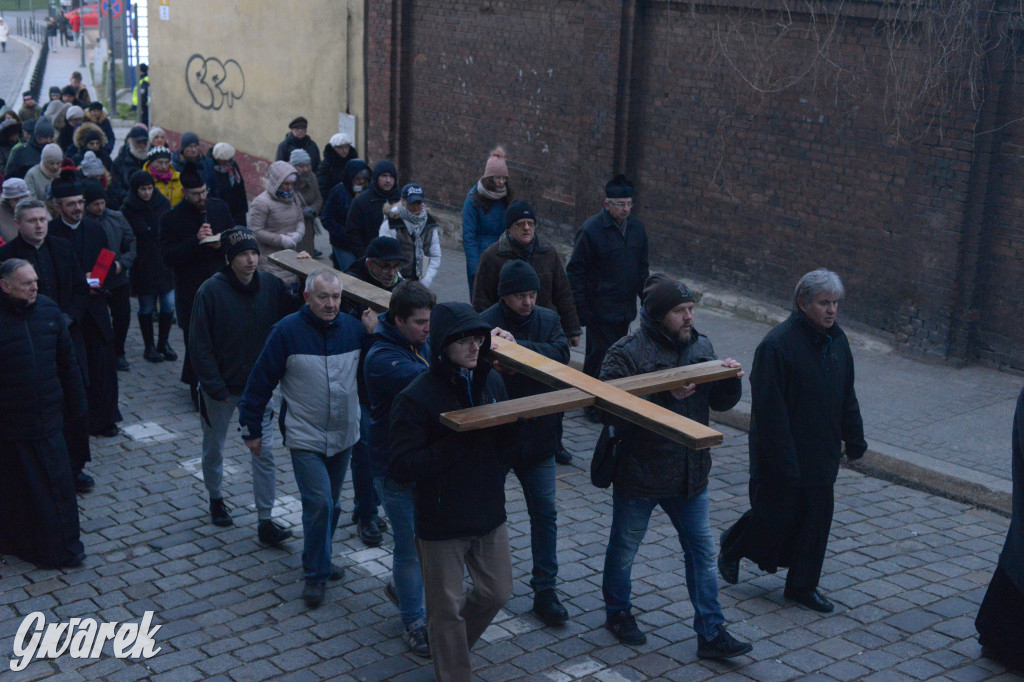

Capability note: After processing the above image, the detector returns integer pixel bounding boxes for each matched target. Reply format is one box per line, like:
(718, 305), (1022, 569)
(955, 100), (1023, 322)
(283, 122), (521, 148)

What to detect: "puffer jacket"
(472, 231), (582, 338)
(388, 302), (514, 541)
(600, 311), (742, 499)
(238, 304), (364, 455)
(0, 293), (87, 441)
(248, 160), (305, 285)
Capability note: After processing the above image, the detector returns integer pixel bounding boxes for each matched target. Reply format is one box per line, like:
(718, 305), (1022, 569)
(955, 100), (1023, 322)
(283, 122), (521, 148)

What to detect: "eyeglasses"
(455, 336), (486, 349)
(369, 260), (401, 273)
(606, 200), (633, 209)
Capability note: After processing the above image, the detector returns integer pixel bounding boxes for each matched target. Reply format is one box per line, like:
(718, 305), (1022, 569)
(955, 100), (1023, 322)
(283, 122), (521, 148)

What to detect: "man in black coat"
(189, 229), (300, 541)
(567, 175), (649, 421)
(0, 259), (87, 568)
(274, 116), (321, 172)
(342, 160), (399, 265)
(719, 268), (867, 614)
(389, 302), (516, 682)
(159, 166), (233, 399)
(479, 260), (571, 627)
(0, 199), (95, 491)
(48, 172), (121, 440)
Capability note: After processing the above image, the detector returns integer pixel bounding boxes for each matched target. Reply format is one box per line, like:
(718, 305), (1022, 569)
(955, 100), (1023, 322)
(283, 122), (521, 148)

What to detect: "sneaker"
(605, 608), (646, 645)
(555, 446), (573, 465)
(73, 471), (95, 493)
(384, 581), (400, 606)
(329, 564), (345, 581)
(404, 620), (430, 658)
(116, 355), (130, 371)
(718, 529), (739, 585)
(143, 346), (163, 363)
(210, 498), (233, 527)
(302, 582), (325, 608)
(257, 520), (293, 546)
(697, 625), (753, 660)
(357, 517), (383, 547)
(533, 589), (569, 626)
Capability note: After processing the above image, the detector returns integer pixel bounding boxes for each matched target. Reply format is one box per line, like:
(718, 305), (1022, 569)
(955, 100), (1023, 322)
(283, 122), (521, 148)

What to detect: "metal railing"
(15, 17), (50, 44)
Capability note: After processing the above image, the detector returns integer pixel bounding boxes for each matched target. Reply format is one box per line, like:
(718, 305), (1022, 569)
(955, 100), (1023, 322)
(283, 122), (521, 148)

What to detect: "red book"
(89, 248), (116, 287)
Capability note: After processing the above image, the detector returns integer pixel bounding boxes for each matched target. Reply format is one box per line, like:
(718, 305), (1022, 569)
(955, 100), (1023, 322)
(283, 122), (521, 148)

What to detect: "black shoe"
(93, 424), (119, 437)
(405, 620), (430, 658)
(73, 472), (95, 493)
(257, 520), (293, 546)
(329, 564), (345, 581)
(555, 446), (573, 465)
(210, 498), (233, 527)
(533, 589), (569, 626)
(605, 608), (646, 645)
(143, 346), (164, 363)
(384, 580), (400, 606)
(116, 355), (130, 371)
(302, 582), (325, 608)
(358, 517), (383, 547)
(784, 587), (834, 613)
(376, 516), (389, 532)
(718, 530), (739, 585)
(313, 248), (323, 258)
(697, 625), (753, 660)
(159, 343), (178, 362)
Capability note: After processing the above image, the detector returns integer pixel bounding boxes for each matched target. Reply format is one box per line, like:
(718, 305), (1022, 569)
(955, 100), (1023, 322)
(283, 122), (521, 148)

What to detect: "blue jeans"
(602, 488), (725, 638)
(290, 447), (352, 584)
(333, 248), (357, 272)
(505, 455), (558, 593)
(374, 475), (425, 627)
(137, 290), (175, 315)
(351, 408), (379, 521)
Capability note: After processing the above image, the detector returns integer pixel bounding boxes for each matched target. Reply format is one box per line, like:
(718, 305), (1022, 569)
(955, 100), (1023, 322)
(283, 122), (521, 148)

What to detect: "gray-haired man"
(719, 268), (867, 613)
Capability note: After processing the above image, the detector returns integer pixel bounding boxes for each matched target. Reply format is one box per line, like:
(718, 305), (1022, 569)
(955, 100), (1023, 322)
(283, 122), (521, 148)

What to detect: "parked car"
(64, 4), (102, 30)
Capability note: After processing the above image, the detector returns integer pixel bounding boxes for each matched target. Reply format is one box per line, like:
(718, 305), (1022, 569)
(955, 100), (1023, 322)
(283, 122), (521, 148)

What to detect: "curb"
(11, 34), (40, 104)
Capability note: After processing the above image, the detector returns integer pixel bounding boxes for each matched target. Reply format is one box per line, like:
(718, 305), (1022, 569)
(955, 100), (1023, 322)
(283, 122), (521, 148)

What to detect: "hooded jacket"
(83, 108), (116, 154)
(321, 159), (368, 250)
(600, 311), (742, 499)
(473, 231), (582, 338)
(343, 160), (399, 259)
(111, 138), (148, 207)
(388, 302), (514, 541)
(238, 304), (364, 456)
(316, 142), (359, 199)
(248, 160), (305, 285)
(189, 267), (300, 400)
(364, 312), (430, 478)
(275, 131), (321, 171)
(69, 122), (111, 169)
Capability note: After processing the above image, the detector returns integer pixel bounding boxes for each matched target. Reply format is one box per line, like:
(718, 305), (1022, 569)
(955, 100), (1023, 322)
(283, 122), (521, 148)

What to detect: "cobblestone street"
(0, 310), (1017, 680)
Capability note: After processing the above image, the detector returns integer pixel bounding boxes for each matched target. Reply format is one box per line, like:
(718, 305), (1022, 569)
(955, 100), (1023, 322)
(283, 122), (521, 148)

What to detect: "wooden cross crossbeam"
(268, 249), (737, 449)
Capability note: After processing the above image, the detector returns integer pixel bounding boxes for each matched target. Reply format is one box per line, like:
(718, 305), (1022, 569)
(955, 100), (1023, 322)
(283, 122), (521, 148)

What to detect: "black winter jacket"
(0, 293), (87, 441)
(0, 236), (89, 325)
(600, 312), (742, 499)
(121, 187), (173, 296)
(567, 209), (649, 326)
(316, 143), (359, 199)
(189, 268), (300, 401)
(344, 165), (400, 259)
(275, 132), (321, 172)
(389, 302), (514, 541)
(159, 197), (233, 326)
(342, 258), (400, 406)
(47, 217), (114, 340)
(480, 300), (569, 466)
(748, 311), (867, 486)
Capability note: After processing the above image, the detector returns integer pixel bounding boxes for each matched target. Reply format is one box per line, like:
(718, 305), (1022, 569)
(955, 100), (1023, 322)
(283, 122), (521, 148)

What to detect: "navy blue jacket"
(567, 209), (649, 326)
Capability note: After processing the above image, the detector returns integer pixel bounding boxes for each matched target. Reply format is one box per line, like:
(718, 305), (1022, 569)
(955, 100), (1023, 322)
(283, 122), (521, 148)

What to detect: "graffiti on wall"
(185, 55), (245, 111)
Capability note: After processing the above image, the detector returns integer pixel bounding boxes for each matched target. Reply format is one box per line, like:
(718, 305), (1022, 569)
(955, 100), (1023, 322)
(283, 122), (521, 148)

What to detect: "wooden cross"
(269, 250), (741, 449)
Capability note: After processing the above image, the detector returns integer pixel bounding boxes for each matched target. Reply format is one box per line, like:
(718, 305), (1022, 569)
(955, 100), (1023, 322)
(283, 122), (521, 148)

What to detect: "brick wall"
(366, 0), (1024, 367)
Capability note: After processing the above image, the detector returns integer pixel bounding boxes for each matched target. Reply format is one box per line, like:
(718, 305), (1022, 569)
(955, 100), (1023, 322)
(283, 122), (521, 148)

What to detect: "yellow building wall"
(146, 0), (365, 169)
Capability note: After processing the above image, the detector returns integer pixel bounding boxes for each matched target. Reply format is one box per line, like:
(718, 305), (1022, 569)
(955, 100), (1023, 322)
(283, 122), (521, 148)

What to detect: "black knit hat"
(504, 199), (536, 231)
(605, 174), (635, 199)
(365, 236), (404, 262)
(642, 274), (694, 321)
(83, 180), (106, 204)
(50, 169), (83, 200)
(221, 228), (260, 262)
(497, 260), (540, 296)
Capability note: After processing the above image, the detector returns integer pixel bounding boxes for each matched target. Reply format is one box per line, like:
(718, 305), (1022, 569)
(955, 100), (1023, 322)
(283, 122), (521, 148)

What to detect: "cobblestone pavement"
(0, 307), (1017, 679)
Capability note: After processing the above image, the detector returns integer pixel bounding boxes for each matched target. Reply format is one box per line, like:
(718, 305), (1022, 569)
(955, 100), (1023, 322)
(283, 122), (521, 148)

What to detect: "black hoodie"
(344, 160), (399, 259)
(388, 302), (514, 541)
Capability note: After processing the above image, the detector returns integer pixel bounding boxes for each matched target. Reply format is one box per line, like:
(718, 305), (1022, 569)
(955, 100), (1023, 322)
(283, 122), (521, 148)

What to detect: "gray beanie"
(40, 143), (63, 164)
(80, 151), (105, 178)
(289, 148), (312, 167)
(33, 118), (54, 140)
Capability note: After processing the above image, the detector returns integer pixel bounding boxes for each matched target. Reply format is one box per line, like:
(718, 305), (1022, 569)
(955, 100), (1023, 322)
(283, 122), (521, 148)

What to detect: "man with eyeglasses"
(160, 167), (234, 408)
(567, 175), (649, 422)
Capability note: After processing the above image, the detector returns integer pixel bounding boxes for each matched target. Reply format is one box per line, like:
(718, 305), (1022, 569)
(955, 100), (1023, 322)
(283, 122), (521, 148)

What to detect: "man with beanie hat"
(111, 126), (150, 206)
(342, 159), (399, 267)
(6, 118), (54, 179)
(189, 228), (301, 538)
(160, 157), (234, 405)
(0, 178), (31, 242)
(597, 274), (750, 660)
(275, 115), (321, 171)
(172, 131), (217, 190)
(84, 180), (136, 371)
(479, 260), (573, 628)
(567, 174), (649, 422)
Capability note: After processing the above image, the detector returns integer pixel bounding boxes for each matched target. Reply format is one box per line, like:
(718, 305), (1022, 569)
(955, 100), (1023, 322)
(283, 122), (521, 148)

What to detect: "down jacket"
(248, 160), (305, 285)
(600, 311), (742, 499)
(238, 304), (364, 456)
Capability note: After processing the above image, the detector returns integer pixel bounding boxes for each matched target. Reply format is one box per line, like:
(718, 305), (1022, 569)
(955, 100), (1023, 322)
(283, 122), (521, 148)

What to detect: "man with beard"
(112, 126), (150, 207)
(160, 166), (233, 407)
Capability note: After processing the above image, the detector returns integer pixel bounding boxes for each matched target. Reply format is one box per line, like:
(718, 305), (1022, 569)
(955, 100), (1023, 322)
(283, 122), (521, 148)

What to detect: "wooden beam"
(483, 337), (725, 449)
(268, 250), (391, 311)
(441, 361), (741, 431)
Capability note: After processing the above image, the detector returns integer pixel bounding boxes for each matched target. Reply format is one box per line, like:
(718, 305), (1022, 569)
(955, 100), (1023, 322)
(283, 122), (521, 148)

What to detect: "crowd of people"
(0, 74), (1020, 682)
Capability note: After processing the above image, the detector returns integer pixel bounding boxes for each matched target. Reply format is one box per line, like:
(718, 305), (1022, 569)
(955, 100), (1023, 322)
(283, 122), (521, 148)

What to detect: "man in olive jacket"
(599, 275), (750, 661)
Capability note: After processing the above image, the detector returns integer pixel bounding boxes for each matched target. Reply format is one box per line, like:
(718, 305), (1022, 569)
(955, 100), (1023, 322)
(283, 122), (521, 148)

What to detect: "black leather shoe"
(143, 346), (163, 363)
(784, 587), (834, 613)
(533, 589), (569, 626)
(302, 582), (325, 608)
(74, 472), (95, 493)
(116, 355), (130, 371)
(210, 498), (233, 527)
(159, 343), (178, 362)
(358, 517), (383, 547)
(555, 446), (573, 465)
(605, 608), (646, 645)
(329, 564), (345, 581)
(93, 424), (119, 437)
(697, 625), (753, 659)
(718, 530), (739, 585)
(257, 520), (293, 546)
